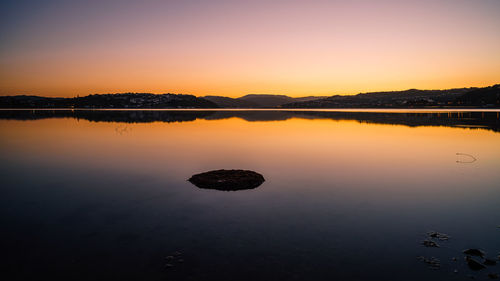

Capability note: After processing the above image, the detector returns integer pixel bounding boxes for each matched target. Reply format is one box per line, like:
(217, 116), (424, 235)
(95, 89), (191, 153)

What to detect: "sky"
(0, 0), (499, 98)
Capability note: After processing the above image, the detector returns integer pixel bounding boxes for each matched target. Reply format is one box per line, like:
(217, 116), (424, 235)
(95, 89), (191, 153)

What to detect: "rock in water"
(427, 231), (450, 241)
(484, 259), (497, 266)
(422, 240), (440, 248)
(463, 249), (486, 258)
(188, 169), (265, 191)
(465, 256), (487, 271)
(488, 273), (499, 279)
(417, 256), (441, 269)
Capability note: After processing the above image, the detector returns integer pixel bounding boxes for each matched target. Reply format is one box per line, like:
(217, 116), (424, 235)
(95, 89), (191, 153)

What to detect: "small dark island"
(188, 169), (265, 191)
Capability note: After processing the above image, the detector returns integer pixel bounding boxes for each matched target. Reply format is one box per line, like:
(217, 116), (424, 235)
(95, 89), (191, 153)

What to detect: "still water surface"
(1, 110), (500, 280)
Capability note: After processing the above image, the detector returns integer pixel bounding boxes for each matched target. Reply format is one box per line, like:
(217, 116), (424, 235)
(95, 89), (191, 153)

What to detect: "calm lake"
(1, 109), (500, 281)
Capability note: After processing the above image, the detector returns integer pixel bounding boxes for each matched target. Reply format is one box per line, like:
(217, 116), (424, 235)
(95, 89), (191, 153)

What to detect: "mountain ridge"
(204, 94), (326, 108)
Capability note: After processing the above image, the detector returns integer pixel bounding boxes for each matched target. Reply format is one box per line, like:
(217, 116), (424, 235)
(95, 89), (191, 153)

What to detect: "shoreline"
(1, 108), (500, 113)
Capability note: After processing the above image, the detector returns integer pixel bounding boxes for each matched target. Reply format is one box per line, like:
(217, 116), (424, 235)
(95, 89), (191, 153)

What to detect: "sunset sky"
(1, 0), (499, 98)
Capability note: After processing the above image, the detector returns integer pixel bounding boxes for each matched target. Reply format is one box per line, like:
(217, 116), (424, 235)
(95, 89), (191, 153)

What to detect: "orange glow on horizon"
(1, 0), (499, 98)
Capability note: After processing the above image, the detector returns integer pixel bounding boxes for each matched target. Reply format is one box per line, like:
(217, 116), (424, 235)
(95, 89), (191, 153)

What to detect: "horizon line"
(1, 83), (499, 99)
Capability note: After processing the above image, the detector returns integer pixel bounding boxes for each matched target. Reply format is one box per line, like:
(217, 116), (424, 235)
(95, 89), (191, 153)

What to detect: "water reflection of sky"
(1, 112), (499, 280)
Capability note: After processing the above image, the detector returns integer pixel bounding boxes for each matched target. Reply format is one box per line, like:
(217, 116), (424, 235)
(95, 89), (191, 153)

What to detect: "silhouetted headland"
(0, 93), (217, 109)
(283, 84), (500, 108)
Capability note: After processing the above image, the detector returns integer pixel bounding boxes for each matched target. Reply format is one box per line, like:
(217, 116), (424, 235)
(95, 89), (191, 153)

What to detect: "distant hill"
(283, 85), (500, 108)
(203, 96), (258, 108)
(204, 94), (326, 108)
(237, 94), (295, 107)
(0, 93), (217, 109)
(454, 84), (500, 106)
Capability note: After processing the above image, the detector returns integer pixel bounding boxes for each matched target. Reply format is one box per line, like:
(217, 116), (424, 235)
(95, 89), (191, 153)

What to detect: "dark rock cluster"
(418, 230), (499, 279)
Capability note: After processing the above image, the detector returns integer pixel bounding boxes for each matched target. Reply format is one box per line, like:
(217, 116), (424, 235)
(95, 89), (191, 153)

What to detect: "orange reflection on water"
(2, 116), (500, 197)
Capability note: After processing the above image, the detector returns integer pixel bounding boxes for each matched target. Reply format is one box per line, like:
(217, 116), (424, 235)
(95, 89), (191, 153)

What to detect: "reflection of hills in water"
(1, 109), (499, 132)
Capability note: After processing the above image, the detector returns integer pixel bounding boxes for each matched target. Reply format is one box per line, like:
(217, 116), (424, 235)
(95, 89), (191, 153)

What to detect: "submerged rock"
(485, 258), (497, 266)
(188, 169), (265, 191)
(417, 256), (441, 269)
(463, 249), (486, 258)
(163, 250), (184, 270)
(427, 231), (450, 241)
(465, 256), (487, 271)
(489, 273), (499, 279)
(422, 240), (440, 248)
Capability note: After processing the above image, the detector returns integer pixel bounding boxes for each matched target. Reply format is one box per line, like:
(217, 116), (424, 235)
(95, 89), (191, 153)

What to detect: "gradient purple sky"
(1, 0), (499, 97)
